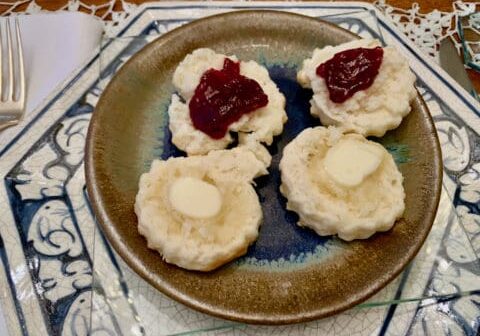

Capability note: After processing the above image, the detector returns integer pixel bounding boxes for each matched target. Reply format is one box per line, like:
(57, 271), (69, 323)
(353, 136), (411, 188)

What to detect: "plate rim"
(85, 9), (443, 325)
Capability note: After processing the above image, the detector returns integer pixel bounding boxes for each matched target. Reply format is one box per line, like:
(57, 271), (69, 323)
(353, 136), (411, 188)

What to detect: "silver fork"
(0, 18), (24, 131)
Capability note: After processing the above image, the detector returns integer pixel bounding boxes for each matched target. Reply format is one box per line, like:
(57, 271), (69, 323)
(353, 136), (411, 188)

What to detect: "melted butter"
(324, 138), (384, 187)
(169, 177), (222, 219)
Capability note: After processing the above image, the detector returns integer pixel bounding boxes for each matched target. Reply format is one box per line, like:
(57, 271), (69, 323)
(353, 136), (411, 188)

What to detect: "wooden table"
(3, 0), (479, 92)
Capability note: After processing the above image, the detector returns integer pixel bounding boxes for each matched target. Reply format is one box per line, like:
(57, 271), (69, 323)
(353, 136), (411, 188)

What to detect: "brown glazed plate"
(85, 10), (442, 324)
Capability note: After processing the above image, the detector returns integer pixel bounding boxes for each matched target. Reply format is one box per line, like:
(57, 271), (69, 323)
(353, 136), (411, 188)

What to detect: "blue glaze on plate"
(245, 64), (332, 261)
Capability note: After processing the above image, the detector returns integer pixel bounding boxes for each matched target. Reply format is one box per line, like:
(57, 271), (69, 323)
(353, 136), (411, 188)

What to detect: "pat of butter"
(324, 138), (384, 187)
(169, 177), (222, 219)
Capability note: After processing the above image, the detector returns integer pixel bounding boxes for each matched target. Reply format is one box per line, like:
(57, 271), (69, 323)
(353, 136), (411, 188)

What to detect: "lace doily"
(1, 0), (478, 66)
(375, 1), (479, 66)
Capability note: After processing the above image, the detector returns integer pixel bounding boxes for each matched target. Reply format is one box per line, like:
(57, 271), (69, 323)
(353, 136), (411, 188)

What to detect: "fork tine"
(15, 17), (24, 104)
(5, 18), (13, 101)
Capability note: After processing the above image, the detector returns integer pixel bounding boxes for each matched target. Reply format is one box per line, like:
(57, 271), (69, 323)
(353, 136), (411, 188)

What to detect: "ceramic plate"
(85, 10), (442, 324)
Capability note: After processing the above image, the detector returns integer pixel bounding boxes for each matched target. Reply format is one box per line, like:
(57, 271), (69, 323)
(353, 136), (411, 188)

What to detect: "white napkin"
(19, 12), (104, 114)
(0, 12), (103, 335)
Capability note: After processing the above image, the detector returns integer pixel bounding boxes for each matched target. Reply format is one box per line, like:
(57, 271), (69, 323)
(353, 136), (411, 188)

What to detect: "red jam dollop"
(316, 47), (384, 104)
(189, 58), (269, 139)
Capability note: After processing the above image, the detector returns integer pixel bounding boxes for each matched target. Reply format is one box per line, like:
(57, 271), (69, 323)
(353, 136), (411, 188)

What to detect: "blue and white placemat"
(0, 2), (479, 335)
